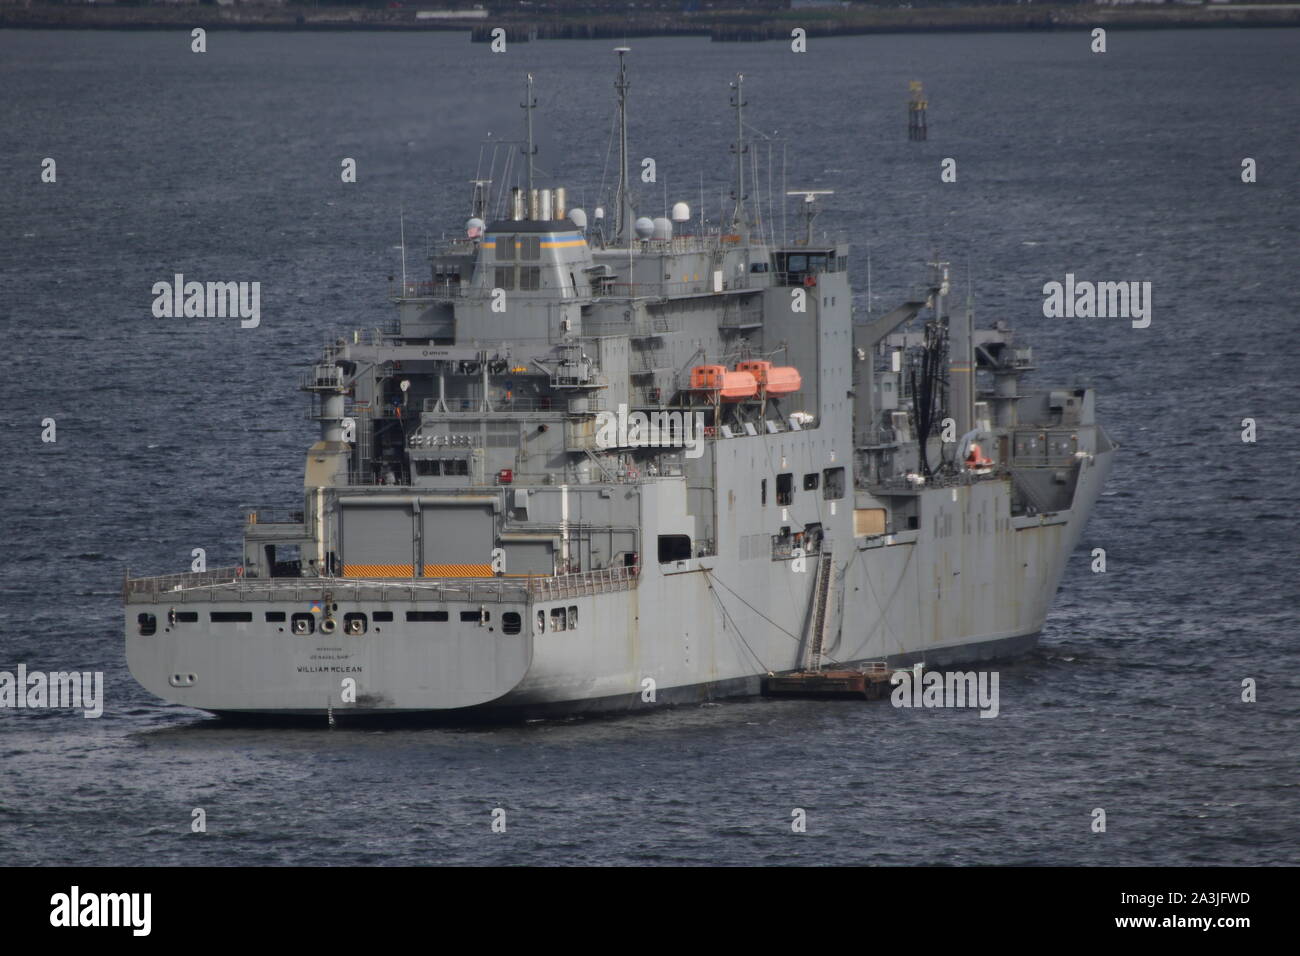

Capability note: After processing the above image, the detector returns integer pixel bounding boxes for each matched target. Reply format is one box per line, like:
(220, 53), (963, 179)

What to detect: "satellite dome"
(651, 217), (672, 240)
(634, 217), (654, 239)
(671, 202), (690, 223)
(568, 208), (588, 231)
(465, 217), (485, 238)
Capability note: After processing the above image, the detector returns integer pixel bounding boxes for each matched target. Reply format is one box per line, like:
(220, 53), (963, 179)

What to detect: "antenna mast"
(522, 73), (537, 196)
(730, 73), (747, 236)
(614, 47), (633, 246)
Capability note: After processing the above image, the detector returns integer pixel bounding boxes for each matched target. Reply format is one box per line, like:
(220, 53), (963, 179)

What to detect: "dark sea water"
(1, 28), (1297, 866)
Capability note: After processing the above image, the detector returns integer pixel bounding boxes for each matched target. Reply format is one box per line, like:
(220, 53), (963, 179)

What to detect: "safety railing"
(527, 565), (640, 600)
(123, 567), (246, 598)
(124, 566), (641, 603)
(245, 509), (305, 526)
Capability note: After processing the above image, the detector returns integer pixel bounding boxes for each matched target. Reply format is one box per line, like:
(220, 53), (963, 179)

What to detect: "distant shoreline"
(3, 4), (1300, 39)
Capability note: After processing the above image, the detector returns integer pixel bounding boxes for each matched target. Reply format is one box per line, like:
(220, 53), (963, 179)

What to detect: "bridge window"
(519, 266), (541, 291)
(658, 534), (692, 563)
(495, 237), (515, 260)
(494, 266), (515, 290)
(519, 236), (540, 260)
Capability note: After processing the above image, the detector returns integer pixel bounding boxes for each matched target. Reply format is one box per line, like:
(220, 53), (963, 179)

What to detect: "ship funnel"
(511, 187), (525, 221)
(529, 189), (540, 221)
(539, 188), (553, 221)
(554, 187), (567, 220)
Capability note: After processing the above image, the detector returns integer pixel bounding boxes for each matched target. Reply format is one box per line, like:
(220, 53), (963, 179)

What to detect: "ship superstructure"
(124, 55), (1115, 717)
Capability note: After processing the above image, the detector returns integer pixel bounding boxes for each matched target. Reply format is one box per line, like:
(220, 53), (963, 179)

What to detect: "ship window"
(502, 612), (522, 635)
(175, 611), (198, 624)
(460, 610), (489, 623)
(803, 473), (819, 491)
(823, 467), (845, 500)
(807, 254), (827, 272)
(568, 605), (578, 629)
(415, 459), (441, 476)
(407, 611), (449, 623)
(519, 236), (540, 260)
(776, 473), (793, 506)
(443, 459), (469, 476)
(373, 611), (394, 622)
(786, 254), (807, 272)
(210, 611), (253, 623)
(496, 236), (515, 260)
(519, 266), (540, 291)
(494, 266), (515, 291)
(137, 613), (156, 636)
(761, 478), (767, 506)
(265, 611), (286, 622)
(537, 609), (546, 633)
(551, 607), (567, 631)
(657, 534), (692, 563)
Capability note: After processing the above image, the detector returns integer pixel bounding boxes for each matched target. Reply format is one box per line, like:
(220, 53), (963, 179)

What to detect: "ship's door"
(420, 505), (495, 577)
(340, 504), (415, 577)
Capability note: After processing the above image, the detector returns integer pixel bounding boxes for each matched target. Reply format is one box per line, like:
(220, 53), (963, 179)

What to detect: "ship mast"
(730, 73), (748, 238)
(521, 73), (537, 197)
(614, 47), (633, 245)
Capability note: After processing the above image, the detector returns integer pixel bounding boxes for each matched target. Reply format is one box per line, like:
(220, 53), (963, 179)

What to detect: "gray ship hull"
(125, 441), (1113, 719)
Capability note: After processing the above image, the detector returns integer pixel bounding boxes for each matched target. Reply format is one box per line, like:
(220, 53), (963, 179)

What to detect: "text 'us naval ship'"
(125, 53), (1115, 718)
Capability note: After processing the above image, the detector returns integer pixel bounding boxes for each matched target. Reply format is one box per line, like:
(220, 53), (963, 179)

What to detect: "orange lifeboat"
(736, 360), (802, 396)
(690, 364), (758, 401)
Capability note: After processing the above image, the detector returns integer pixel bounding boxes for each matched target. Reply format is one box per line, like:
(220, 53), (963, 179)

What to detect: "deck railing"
(123, 565), (641, 603)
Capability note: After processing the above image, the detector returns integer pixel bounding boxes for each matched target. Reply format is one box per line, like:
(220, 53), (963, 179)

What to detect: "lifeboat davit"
(736, 360), (802, 396)
(690, 364), (758, 401)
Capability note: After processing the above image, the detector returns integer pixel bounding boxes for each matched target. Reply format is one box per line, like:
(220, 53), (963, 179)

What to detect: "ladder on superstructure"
(805, 542), (835, 673)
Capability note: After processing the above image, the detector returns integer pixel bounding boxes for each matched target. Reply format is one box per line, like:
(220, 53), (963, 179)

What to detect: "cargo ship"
(124, 52), (1115, 717)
